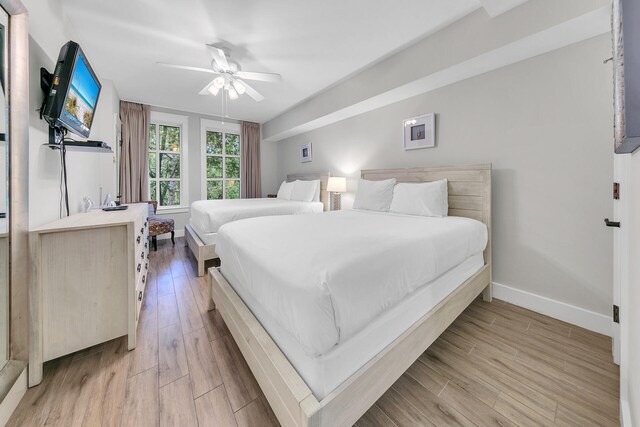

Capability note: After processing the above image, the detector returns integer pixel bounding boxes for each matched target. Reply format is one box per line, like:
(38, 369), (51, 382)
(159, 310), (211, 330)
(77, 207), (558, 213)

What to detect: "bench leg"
(152, 235), (157, 251)
(171, 230), (175, 245)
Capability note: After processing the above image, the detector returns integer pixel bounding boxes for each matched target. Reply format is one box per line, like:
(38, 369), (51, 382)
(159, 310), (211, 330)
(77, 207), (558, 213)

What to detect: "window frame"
(200, 119), (242, 200)
(148, 111), (189, 211)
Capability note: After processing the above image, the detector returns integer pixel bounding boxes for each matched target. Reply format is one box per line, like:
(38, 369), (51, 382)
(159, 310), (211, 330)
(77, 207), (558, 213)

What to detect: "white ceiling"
(55, 0), (492, 123)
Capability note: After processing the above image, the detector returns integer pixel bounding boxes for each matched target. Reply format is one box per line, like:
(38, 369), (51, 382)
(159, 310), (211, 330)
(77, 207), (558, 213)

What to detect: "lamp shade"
(327, 177), (347, 193)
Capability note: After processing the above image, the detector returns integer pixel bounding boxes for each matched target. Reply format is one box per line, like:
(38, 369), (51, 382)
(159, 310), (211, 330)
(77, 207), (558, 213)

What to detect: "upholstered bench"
(146, 201), (175, 251)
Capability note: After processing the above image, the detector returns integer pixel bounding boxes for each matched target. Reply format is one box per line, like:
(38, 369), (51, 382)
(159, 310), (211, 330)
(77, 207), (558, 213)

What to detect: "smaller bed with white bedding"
(185, 171), (329, 276)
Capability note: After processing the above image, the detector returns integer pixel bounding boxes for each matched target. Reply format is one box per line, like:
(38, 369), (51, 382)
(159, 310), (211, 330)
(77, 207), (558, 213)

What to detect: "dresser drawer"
(134, 217), (149, 249)
(135, 286), (144, 322)
(134, 247), (147, 285)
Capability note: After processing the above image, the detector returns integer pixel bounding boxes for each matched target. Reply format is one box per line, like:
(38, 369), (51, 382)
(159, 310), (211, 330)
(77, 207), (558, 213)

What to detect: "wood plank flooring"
(8, 238), (619, 426)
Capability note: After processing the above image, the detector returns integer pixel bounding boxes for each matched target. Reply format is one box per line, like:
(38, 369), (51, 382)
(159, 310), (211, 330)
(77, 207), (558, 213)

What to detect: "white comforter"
(190, 198), (324, 234)
(217, 209), (488, 356)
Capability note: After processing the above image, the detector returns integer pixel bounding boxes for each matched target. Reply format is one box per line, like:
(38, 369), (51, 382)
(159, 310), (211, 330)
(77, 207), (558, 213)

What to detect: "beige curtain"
(119, 101), (150, 203)
(240, 121), (261, 198)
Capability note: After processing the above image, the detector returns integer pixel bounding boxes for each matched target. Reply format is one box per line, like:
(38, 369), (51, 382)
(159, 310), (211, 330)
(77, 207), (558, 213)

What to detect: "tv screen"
(43, 41), (101, 138)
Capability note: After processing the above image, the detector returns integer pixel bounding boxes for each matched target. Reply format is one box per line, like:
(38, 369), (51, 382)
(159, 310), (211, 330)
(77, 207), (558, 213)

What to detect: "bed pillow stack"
(390, 179), (448, 217)
(276, 181), (295, 199)
(352, 178), (448, 217)
(277, 180), (320, 202)
(353, 178), (396, 211)
(291, 180), (320, 202)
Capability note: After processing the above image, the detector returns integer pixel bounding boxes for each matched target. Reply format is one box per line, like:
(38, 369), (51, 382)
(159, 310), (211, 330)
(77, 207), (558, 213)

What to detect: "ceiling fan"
(158, 44), (281, 102)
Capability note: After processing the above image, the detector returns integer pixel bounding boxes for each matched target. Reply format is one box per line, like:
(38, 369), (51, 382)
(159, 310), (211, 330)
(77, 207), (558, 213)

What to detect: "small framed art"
(300, 142), (312, 163)
(403, 113), (435, 150)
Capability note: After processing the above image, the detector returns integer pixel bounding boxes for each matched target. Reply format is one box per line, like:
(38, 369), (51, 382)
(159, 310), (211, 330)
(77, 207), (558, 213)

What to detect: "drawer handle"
(142, 275), (146, 284)
(145, 262), (148, 270)
(138, 291), (142, 301)
(140, 227), (144, 234)
(145, 242), (148, 249)
(137, 264), (141, 273)
(144, 221), (147, 227)
(147, 253), (150, 260)
(141, 252), (144, 259)
(136, 236), (141, 244)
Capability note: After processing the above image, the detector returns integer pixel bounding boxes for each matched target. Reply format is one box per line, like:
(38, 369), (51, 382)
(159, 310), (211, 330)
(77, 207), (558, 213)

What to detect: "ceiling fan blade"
(236, 70), (282, 83)
(206, 45), (230, 71)
(236, 78), (264, 102)
(198, 80), (219, 95)
(157, 62), (217, 74)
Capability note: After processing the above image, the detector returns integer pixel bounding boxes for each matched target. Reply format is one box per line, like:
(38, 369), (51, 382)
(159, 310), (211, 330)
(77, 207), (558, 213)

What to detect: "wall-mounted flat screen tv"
(42, 41), (101, 138)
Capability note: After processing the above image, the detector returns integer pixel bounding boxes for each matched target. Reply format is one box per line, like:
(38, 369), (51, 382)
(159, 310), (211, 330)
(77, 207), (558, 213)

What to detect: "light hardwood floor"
(9, 238), (619, 426)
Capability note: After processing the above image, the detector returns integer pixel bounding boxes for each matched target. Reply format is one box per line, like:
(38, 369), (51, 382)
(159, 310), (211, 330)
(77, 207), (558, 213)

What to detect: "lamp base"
(330, 192), (342, 211)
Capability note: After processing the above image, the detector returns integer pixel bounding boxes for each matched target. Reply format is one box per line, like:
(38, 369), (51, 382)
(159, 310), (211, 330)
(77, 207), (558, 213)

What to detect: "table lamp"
(327, 177), (347, 210)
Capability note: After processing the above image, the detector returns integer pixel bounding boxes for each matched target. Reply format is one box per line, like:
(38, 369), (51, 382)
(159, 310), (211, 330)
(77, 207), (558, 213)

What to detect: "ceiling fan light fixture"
(208, 85), (220, 96)
(233, 81), (246, 95)
(213, 76), (225, 88)
(228, 87), (239, 100)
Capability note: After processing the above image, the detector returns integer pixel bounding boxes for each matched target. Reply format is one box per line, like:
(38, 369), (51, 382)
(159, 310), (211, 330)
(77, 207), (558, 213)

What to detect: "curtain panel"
(119, 101), (150, 203)
(240, 121), (261, 198)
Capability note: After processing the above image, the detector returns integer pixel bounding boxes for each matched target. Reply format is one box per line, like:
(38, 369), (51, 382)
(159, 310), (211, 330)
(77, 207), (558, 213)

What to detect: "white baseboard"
(156, 229), (185, 240)
(620, 398), (632, 427)
(492, 282), (612, 337)
(0, 367), (26, 426)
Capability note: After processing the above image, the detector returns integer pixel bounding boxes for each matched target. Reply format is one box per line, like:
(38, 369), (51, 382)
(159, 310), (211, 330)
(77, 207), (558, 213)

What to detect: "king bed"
(209, 164), (492, 426)
(185, 171), (330, 276)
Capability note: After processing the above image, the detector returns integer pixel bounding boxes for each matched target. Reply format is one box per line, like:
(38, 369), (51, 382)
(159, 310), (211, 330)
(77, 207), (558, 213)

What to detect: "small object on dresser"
(102, 193), (117, 208)
(267, 194), (277, 198)
(102, 205), (128, 211)
(327, 176), (347, 210)
(82, 196), (94, 213)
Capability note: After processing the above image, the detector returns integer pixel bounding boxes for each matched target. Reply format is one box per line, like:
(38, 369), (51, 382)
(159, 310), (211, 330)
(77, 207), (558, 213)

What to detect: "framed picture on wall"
(403, 113), (435, 150)
(300, 142), (312, 163)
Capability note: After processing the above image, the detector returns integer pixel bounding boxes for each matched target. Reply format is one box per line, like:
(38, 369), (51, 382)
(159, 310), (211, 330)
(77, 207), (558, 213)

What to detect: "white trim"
(149, 111), (189, 208)
(200, 118), (242, 200)
(157, 228), (185, 240)
(620, 398), (632, 427)
(263, 6), (610, 142)
(492, 281), (613, 337)
(156, 206), (189, 214)
(0, 367), (26, 426)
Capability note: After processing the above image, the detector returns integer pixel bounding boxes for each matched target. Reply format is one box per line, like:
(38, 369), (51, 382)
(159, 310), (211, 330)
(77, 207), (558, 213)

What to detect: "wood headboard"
(361, 164), (492, 269)
(286, 171), (331, 211)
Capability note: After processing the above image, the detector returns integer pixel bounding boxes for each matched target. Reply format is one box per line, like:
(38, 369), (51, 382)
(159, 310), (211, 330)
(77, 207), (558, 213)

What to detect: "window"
(201, 120), (241, 200)
(148, 112), (189, 208)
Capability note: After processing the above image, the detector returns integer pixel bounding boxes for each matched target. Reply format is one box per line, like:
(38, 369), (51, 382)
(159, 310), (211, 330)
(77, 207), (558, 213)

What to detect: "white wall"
(260, 135), (278, 196)
(268, 34), (613, 322)
(28, 38), (120, 228)
(25, 0), (120, 228)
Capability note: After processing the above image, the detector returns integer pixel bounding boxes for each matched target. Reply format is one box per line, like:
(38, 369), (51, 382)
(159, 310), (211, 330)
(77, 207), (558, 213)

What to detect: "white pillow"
(313, 180), (321, 202)
(390, 179), (448, 217)
(353, 178), (396, 212)
(290, 180), (319, 202)
(276, 181), (295, 200)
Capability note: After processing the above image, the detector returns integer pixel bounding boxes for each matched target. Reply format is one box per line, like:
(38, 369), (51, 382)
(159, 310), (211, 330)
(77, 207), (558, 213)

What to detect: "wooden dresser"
(28, 203), (149, 386)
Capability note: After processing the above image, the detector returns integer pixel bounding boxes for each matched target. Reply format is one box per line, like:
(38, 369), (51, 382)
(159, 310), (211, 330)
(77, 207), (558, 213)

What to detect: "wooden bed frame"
(185, 171), (330, 276)
(209, 164), (492, 426)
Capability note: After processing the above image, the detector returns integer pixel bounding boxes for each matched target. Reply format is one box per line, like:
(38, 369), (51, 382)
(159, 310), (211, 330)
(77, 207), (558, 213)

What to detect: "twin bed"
(185, 172), (330, 276)
(207, 164), (492, 426)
